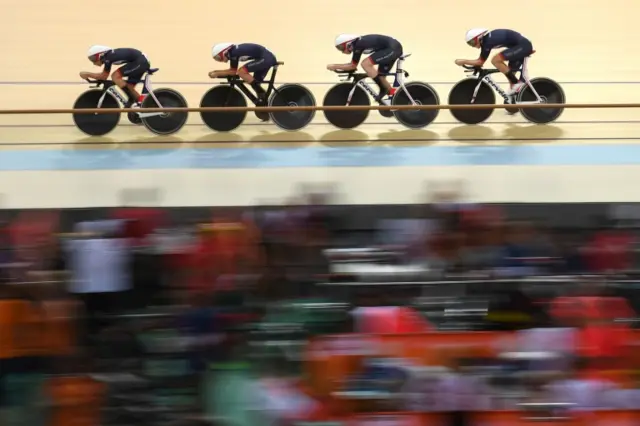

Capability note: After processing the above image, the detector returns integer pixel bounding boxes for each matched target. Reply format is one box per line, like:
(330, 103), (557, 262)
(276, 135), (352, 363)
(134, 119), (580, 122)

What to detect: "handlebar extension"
(333, 69), (410, 82)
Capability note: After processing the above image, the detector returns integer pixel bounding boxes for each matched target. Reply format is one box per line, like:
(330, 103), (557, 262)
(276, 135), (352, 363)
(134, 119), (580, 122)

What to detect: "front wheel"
(322, 83), (370, 129)
(518, 78), (565, 124)
(448, 78), (496, 125)
(141, 88), (189, 135)
(269, 84), (316, 131)
(200, 86), (247, 132)
(391, 82), (440, 129)
(72, 89), (120, 136)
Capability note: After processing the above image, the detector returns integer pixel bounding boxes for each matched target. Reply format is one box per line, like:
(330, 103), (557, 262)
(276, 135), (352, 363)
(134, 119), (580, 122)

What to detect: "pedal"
(375, 96), (393, 118)
(255, 97), (270, 122)
(504, 98), (519, 115)
(255, 111), (270, 122)
(128, 111), (142, 125)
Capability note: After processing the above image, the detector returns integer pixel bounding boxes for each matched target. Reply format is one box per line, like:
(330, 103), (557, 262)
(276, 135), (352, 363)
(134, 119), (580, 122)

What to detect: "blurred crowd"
(0, 181), (639, 426)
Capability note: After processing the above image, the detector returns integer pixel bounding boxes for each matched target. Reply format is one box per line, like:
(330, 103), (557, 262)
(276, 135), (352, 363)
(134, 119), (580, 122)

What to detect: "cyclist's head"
(465, 29), (488, 48)
(212, 43), (235, 62)
(87, 45), (112, 64)
(335, 34), (360, 54)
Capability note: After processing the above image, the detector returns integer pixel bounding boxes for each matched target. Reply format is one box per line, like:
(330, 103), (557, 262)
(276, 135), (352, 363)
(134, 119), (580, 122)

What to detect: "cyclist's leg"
(237, 59), (265, 84)
(113, 58), (149, 104)
(239, 57), (275, 101)
(362, 48), (398, 98)
(494, 42), (533, 93)
(508, 59), (524, 80)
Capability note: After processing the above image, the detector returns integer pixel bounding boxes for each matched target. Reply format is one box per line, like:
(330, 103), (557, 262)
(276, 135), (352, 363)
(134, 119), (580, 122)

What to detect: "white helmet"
(87, 45), (112, 61)
(335, 34), (360, 53)
(212, 43), (235, 61)
(465, 28), (488, 46)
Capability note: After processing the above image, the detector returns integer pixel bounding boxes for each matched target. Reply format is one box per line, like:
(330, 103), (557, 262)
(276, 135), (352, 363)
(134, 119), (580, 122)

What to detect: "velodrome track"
(0, 81), (638, 148)
(0, 0), (639, 206)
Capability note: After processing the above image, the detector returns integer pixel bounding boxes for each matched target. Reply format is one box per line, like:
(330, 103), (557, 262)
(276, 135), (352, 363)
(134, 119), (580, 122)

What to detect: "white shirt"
(253, 378), (319, 423)
(603, 388), (640, 409)
(402, 369), (492, 412)
(66, 237), (130, 293)
(517, 327), (576, 354)
(547, 378), (615, 411)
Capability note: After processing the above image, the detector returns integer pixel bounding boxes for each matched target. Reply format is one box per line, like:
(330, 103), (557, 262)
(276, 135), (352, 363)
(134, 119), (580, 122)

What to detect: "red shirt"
(10, 210), (59, 247)
(352, 306), (432, 334)
(586, 231), (634, 272)
(111, 208), (165, 243)
(187, 217), (262, 294)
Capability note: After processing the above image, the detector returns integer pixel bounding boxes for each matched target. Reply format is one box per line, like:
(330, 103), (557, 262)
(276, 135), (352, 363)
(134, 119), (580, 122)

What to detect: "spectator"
(457, 225), (504, 271)
(584, 222), (635, 273)
(0, 281), (46, 426)
(64, 220), (131, 344)
(545, 358), (615, 411)
(376, 204), (440, 265)
(46, 353), (106, 426)
(496, 222), (545, 277)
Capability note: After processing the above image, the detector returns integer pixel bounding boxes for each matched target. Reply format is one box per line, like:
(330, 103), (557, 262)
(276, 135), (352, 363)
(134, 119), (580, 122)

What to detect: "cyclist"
(455, 29), (534, 96)
(208, 43), (278, 104)
(327, 34), (404, 103)
(80, 46), (150, 106)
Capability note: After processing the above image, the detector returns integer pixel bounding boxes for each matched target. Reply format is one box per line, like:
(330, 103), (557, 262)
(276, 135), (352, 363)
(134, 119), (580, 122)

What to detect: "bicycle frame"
(224, 64), (281, 105)
(516, 56), (544, 104)
(229, 80), (277, 105)
(96, 73), (165, 118)
(468, 57), (543, 105)
(473, 74), (512, 104)
(345, 55), (417, 106)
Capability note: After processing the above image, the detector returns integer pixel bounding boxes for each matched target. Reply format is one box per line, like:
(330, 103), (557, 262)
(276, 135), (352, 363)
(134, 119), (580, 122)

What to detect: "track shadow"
(194, 131), (247, 146)
(249, 130), (315, 148)
(59, 136), (130, 170)
(70, 135), (121, 150)
(376, 129), (439, 147)
(447, 125), (497, 144)
(500, 124), (565, 143)
(318, 129), (372, 147)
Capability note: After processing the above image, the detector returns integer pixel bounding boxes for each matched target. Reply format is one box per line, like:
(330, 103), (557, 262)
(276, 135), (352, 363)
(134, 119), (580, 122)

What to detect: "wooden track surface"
(0, 83), (638, 148)
(0, 0), (638, 147)
(0, 0), (639, 207)
(1, 0), (637, 81)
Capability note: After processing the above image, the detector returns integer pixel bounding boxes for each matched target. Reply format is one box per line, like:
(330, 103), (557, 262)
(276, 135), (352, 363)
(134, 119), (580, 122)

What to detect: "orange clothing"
(42, 300), (78, 356)
(0, 299), (27, 359)
(20, 301), (47, 357)
(47, 375), (106, 426)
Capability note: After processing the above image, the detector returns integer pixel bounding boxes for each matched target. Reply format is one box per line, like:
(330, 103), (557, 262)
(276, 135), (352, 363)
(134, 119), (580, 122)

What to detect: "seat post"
(521, 56), (530, 83)
(142, 73), (152, 94)
(396, 56), (406, 72)
(141, 74), (149, 94)
(268, 65), (279, 86)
